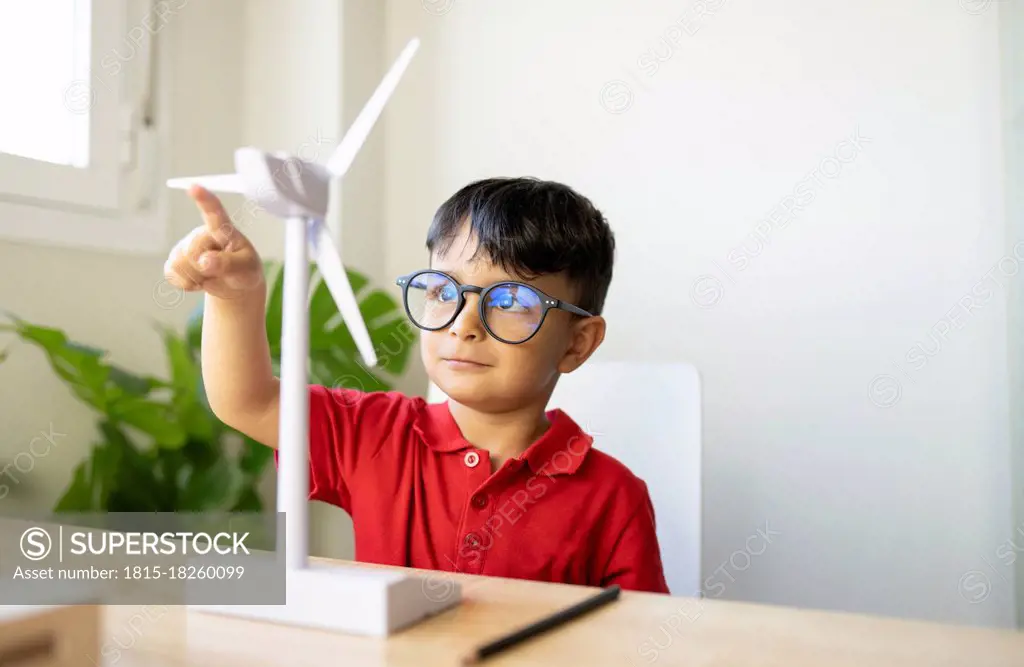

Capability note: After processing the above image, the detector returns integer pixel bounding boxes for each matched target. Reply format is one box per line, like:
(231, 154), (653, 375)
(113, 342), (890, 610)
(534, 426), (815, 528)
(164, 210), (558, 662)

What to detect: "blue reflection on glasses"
(485, 285), (541, 313)
(412, 273), (458, 303)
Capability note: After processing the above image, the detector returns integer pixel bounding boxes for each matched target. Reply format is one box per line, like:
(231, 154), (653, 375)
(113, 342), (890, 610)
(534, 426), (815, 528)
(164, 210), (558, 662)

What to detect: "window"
(0, 0), (176, 254)
(0, 1), (91, 168)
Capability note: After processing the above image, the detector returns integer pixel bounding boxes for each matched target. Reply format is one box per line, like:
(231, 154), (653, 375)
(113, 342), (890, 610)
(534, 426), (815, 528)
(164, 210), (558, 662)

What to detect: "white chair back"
(427, 360), (703, 597)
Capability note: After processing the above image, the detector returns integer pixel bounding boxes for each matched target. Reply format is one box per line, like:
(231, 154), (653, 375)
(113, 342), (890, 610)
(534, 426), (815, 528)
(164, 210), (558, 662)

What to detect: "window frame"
(0, 0), (177, 255)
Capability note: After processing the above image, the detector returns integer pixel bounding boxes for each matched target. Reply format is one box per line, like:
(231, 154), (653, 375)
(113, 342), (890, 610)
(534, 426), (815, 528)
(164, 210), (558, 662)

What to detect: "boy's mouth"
(442, 357), (490, 369)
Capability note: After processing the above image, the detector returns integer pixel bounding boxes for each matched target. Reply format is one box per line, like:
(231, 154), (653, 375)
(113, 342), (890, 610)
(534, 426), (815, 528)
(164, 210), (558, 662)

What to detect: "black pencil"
(460, 585), (622, 664)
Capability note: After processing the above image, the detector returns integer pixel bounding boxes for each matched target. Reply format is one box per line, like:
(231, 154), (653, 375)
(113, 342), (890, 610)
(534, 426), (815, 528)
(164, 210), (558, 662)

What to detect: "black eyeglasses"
(395, 269), (594, 344)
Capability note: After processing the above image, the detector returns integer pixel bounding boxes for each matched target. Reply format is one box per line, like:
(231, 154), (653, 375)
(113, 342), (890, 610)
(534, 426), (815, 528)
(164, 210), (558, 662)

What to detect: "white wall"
(384, 0), (1017, 628)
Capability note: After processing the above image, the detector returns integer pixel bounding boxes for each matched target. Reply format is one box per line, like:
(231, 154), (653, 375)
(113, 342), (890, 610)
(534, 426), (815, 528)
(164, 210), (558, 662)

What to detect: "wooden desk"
(98, 558), (1024, 667)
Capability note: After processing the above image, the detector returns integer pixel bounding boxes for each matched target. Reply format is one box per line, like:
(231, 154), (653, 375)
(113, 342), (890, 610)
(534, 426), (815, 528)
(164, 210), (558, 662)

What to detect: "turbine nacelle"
(234, 147), (331, 220)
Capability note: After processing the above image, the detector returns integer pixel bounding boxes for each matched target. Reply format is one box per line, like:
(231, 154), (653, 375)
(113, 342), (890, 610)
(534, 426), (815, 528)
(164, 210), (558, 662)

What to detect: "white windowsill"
(0, 199), (169, 257)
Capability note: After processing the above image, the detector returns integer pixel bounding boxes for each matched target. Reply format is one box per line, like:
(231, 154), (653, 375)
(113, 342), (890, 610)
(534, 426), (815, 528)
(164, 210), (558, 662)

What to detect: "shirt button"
(472, 494), (488, 509)
(464, 533), (481, 548)
(464, 451), (480, 468)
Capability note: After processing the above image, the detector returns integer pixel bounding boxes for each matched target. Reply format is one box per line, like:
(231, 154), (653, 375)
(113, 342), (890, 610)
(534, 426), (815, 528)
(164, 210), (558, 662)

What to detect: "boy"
(163, 177), (670, 594)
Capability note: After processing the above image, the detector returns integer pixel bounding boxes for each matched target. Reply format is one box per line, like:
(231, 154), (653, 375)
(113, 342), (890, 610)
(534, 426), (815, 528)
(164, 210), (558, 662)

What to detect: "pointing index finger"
(188, 185), (237, 246)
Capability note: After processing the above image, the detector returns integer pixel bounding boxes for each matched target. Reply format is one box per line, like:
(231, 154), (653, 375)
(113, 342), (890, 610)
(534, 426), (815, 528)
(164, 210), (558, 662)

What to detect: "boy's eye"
(486, 285), (537, 313)
(426, 283), (458, 302)
(494, 293), (521, 310)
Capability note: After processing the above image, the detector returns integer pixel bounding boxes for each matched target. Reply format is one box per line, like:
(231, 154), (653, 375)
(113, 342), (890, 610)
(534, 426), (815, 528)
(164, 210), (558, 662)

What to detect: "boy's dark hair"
(426, 177), (616, 315)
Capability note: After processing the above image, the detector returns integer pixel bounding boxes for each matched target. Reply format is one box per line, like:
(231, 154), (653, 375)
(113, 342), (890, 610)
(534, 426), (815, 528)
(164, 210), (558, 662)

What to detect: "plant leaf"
(351, 288), (397, 324)
(186, 300), (205, 353)
(229, 485), (263, 512)
(97, 421), (169, 511)
(54, 461), (97, 512)
(4, 321), (114, 409)
(237, 435), (274, 478)
(178, 455), (243, 511)
(44, 332), (109, 404)
(358, 315), (416, 376)
(108, 366), (165, 396)
(309, 349), (389, 393)
(155, 324), (215, 441)
(306, 268), (372, 344)
(109, 398), (187, 448)
(264, 262), (285, 351)
(266, 262), (320, 356)
(160, 324), (201, 396)
(306, 269), (410, 380)
(343, 267), (370, 295)
(54, 423), (128, 512)
(181, 401), (216, 441)
(88, 441), (123, 509)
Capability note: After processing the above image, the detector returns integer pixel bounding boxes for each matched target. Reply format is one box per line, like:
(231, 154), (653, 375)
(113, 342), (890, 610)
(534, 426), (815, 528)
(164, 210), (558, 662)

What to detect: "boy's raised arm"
(163, 185), (281, 449)
(201, 287), (281, 449)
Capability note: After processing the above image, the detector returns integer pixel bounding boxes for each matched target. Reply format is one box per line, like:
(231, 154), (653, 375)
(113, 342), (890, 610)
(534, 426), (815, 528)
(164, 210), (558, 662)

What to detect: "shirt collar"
(414, 400), (593, 476)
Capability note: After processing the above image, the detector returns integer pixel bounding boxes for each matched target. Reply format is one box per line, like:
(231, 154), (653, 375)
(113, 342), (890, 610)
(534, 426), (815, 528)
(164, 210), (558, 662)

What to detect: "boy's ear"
(557, 316), (606, 373)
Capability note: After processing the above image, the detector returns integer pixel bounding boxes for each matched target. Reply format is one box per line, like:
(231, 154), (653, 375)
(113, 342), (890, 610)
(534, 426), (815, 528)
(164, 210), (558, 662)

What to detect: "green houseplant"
(0, 262), (413, 514)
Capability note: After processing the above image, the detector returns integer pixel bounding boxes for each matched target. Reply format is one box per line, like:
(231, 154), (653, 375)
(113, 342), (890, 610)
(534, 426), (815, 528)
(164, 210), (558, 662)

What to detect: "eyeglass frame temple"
(394, 270), (594, 337)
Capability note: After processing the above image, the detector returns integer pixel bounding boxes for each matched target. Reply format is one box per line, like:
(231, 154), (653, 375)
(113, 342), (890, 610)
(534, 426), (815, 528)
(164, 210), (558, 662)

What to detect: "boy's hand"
(163, 185), (264, 300)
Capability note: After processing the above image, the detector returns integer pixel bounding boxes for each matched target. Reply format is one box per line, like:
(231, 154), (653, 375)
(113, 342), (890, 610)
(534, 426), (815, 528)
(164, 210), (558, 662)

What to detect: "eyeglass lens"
(405, 271), (544, 342)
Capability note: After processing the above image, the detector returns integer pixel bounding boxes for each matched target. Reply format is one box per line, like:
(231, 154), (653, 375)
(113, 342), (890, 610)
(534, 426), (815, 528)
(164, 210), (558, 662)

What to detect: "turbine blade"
(308, 221), (379, 368)
(166, 173), (246, 194)
(325, 38), (420, 178)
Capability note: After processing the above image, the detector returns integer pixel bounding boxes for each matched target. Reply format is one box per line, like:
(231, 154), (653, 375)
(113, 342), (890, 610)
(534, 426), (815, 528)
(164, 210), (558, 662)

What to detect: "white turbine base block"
(188, 561), (461, 637)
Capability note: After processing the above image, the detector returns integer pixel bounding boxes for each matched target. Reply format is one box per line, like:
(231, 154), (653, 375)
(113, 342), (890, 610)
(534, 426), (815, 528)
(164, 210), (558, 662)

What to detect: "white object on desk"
(167, 36), (461, 635)
(189, 559), (456, 637)
(428, 360), (703, 597)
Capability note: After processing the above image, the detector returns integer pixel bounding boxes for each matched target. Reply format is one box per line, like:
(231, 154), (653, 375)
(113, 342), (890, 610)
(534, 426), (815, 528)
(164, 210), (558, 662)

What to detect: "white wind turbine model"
(167, 38), (461, 637)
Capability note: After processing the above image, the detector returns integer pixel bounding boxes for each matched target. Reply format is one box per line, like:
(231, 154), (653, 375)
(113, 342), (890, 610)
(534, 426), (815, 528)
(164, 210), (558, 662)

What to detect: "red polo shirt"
(297, 384), (670, 594)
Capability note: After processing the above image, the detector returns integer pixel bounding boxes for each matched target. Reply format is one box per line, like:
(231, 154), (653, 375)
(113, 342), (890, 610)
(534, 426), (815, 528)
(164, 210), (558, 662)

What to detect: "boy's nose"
(448, 294), (484, 340)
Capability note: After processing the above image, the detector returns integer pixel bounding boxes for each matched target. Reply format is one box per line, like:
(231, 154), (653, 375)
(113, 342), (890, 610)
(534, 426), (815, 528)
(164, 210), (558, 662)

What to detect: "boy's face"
(420, 225), (604, 412)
